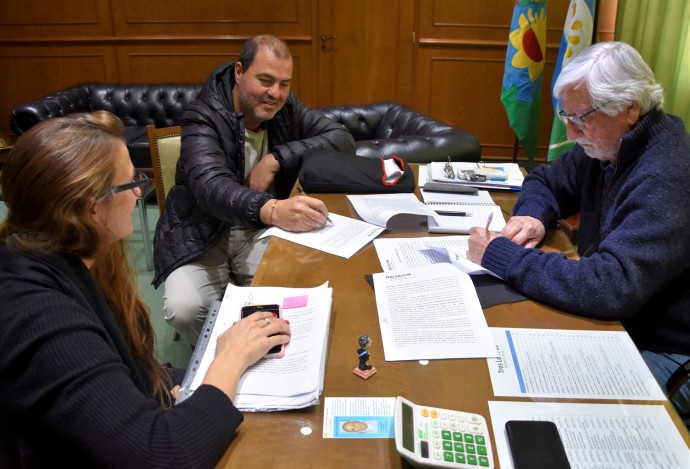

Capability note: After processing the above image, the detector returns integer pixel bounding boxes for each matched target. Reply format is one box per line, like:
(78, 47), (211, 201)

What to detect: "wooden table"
(216, 169), (690, 468)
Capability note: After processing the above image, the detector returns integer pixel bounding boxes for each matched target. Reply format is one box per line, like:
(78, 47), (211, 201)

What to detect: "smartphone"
(505, 420), (570, 469)
(240, 304), (282, 356)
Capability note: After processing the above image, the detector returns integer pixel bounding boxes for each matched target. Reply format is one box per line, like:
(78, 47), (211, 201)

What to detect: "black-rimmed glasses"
(558, 107), (599, 131)
(103, 172), (149, 199)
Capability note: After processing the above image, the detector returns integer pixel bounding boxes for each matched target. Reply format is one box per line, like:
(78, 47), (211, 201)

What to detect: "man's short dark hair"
(238, 35), (292, 71)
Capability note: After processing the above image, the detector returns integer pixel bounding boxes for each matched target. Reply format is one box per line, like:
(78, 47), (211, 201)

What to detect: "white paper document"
(346, 193), (437, 228)
(322, 397), (396, 438)
(373, 263), (497, 361)
(487, 328), (666, 400)
(259, 212), (383, 259)
(373, 235), (499, 278)
(421, 190), (507, 234)
(488, 401), (689, 469)
(183, 283), (333, 411)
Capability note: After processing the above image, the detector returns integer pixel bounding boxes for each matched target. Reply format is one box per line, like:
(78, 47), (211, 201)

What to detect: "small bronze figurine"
(353, 334), (377, 379)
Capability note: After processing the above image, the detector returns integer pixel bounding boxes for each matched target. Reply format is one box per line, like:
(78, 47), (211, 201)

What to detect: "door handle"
(320, 34), (338, 49)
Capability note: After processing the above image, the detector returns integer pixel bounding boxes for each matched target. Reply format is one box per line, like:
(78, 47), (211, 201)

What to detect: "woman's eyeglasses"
(103, 172), (149, 199)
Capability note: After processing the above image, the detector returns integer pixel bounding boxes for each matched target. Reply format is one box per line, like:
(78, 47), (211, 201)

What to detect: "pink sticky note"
(283, 295), (308, 309)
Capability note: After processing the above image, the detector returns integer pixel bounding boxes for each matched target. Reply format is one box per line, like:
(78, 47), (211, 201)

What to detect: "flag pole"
(512, 135), (519, 164)
(592, 0), (601, 43)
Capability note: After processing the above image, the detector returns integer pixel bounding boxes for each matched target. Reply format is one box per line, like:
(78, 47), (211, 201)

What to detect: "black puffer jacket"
(153, 61), (356, 286)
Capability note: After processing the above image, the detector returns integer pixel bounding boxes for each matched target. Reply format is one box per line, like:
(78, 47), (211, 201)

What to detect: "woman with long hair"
(0, 111), (291, 468)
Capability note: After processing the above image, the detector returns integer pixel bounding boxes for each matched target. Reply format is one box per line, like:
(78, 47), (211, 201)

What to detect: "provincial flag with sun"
(547, 0), (597, 162)
(501, 0), (547, 161)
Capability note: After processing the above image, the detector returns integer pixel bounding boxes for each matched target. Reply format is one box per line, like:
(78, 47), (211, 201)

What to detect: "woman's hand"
(202, 311), (291, 401)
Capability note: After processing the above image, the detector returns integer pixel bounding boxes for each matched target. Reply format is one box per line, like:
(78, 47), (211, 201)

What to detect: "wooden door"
(316, 0), (414, 107)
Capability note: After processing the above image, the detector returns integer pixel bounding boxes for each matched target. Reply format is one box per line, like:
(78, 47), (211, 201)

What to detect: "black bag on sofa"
(298, 150), (415, 193)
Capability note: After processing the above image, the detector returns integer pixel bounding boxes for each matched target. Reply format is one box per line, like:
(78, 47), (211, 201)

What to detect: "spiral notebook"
(422, 189), (506, 234)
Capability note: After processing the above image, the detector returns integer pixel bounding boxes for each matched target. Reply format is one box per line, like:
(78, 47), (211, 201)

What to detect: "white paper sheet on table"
(486, 327), (666, 400)
(373, 235), (500, 278)
(346, 193), (436, 228)
(373, 263), (497, 361)
(488, 401), (689, 469)
(259, 212), (383, 259)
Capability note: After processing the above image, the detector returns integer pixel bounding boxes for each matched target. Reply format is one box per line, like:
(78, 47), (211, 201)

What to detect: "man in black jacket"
(153, 35), (355, 345)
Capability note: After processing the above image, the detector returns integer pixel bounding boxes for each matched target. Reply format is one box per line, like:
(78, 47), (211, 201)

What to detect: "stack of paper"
(177, 283), (332, 411)
(427, 162), (524, 191)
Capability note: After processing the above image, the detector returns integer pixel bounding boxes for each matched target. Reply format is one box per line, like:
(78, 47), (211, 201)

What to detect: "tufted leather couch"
(10, 83), (203, 169)
(10, 85), (481, 168)
(320, 102), (480, 164)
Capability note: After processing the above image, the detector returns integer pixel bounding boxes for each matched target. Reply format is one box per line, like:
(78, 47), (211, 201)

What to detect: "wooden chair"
(146, 124), (182, 215)
(146, 124), (182, 341)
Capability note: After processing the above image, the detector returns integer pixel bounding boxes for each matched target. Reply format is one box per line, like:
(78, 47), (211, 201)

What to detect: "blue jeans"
(641, 350), (690, 415)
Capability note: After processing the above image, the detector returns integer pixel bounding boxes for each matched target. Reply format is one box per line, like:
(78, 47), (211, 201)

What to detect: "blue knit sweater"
(482, 110), (690, 354)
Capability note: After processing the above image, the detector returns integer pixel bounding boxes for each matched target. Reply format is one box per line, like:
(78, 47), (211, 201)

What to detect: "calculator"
(393, 396), (494, 468)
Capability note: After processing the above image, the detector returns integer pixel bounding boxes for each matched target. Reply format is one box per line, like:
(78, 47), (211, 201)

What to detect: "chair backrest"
(146, 124), (182, 214)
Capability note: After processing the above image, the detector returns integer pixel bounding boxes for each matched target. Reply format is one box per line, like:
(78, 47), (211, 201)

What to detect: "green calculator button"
(443, 441), (453, 451)
(452, 431), (463, 441)
(467, 454), (478, 465)
(455, 453), (466, 464)
(454, 442), (465, 452)
(479, 456), (490, 467)
(465, 443), (476, 454)
(477, 445), (487, 456)
(464, 433), (474, 443)
(475, 435), (485, 445)
(441, 430), (451, 440)
(443, 451), (454, 462)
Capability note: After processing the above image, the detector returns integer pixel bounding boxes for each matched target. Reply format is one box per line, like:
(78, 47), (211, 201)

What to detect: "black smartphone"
(240, 304), (282, 356)
(505, 420), (570, 469)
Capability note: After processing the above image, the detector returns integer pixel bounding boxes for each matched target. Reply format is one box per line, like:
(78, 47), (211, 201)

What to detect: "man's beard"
(576, 138), (622, 162)
(238, 88), (279, 124)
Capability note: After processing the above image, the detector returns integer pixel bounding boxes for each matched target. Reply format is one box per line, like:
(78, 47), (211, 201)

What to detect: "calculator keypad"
(417, 406), (493, 468)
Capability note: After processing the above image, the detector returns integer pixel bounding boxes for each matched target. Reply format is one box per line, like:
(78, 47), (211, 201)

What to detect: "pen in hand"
(485, 212), (493, 240)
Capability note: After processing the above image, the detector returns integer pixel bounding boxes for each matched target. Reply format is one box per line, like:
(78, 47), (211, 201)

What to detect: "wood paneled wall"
(0, 0), (617, 163)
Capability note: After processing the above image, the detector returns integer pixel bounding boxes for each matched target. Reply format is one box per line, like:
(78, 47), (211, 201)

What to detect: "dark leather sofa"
(10, 83), (203, 169)
(10, 84), (481, 168)
(320, 102), (480, 164)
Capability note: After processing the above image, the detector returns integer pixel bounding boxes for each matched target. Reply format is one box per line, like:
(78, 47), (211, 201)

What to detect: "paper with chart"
(346, 193), (437, 228)
(488, 401), (689, 469)
(373, 235), (500, 278)
(183, 282), (332, 411)
(373, 263), (496, 361)
(260, 212), (383, 258)
(487, 328), (666, 400)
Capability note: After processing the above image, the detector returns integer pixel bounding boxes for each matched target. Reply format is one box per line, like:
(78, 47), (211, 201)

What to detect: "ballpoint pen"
(434, 210), (472, 217)
(485, 212), (493, 239)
